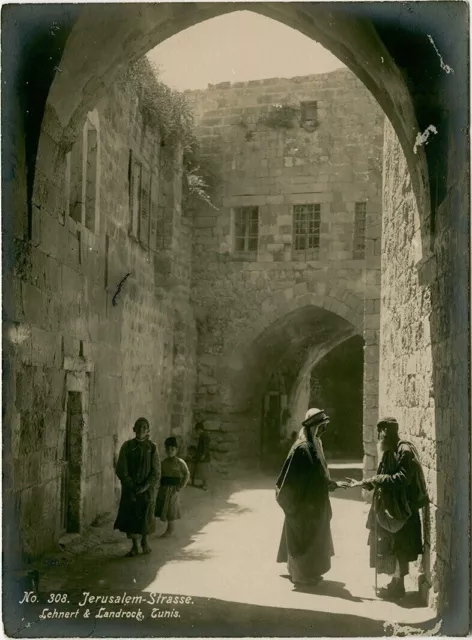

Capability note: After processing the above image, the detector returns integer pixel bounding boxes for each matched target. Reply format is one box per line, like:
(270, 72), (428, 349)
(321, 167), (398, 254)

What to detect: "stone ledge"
(63, 356), (94, 373)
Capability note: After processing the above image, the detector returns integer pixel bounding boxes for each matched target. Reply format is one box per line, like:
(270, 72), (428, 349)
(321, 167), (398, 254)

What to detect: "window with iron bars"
(233, 206), (259, 258)
(353, 202), (367, 259)
(292, 204), (321, 260)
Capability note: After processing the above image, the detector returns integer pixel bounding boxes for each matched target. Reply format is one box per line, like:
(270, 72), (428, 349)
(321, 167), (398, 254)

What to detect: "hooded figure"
(275, 408), (346, 586)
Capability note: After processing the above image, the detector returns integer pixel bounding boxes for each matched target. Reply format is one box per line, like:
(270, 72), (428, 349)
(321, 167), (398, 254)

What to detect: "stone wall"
(187, 69), (383, 471)
(3, 65), (195, 559)
(379, 118), (469, 613)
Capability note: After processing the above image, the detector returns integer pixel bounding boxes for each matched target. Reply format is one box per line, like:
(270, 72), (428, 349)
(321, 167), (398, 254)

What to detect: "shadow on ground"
(5, 474), (274, 635)
(46, 475), (269, 589)
(4, 469), (436, 637)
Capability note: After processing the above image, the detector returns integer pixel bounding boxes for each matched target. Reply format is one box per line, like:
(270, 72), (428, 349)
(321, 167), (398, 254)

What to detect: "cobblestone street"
(8, 466), (438, 637)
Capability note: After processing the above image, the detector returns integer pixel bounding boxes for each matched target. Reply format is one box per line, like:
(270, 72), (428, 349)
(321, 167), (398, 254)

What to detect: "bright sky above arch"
(147, 10), (345, 91)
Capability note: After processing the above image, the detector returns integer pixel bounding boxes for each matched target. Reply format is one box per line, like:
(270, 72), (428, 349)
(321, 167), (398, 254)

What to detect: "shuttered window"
(139, 166), (150, 247)
(149, 171), (161, 251)
(129, 146), (163, 252)
(68, 141), (83, 223)
(129, 150), (142, 239)
(84, 122), (98, 232)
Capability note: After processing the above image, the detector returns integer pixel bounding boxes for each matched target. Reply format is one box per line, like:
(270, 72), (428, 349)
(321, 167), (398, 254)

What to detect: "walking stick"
(374, 502), (378, 596)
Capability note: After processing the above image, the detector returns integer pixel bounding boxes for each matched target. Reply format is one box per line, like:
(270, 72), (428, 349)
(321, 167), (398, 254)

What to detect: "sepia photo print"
(2, 1), (470, 636)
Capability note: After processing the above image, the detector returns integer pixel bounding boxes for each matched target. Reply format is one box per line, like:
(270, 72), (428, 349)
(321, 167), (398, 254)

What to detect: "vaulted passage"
(211, 305), (360, 470)
(2, 3), (469, 633)
(310, 336), (364, 460)
(228, 305), (357, 416)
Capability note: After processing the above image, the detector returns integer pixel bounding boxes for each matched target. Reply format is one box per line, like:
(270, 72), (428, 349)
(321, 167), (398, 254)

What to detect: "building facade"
(187, 69), (384, 473)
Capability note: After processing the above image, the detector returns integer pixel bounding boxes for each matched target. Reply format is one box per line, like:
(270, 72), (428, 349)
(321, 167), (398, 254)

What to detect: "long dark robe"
(196, 432), (211, 462)
(275, 430), (334, 582)
(114, 437), (161, 536)
(366, 441), (426, 575)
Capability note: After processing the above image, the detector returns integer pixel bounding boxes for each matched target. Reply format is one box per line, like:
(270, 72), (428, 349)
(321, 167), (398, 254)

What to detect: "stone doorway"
(60, 391), (85, 535)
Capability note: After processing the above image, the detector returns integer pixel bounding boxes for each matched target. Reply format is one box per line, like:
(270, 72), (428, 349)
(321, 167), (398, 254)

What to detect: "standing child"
(155, 437), (190, 537)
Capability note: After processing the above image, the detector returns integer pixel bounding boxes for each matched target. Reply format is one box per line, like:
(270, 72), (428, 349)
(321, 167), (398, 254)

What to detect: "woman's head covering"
(133, 417), (150, 433)
(302, 408), (330, 428)
(377, 417), (399, 436)
(165, 436), (178, 448)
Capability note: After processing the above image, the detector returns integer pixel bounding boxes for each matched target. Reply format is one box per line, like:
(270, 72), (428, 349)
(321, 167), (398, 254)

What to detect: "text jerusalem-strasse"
(78, 592), (193, 607)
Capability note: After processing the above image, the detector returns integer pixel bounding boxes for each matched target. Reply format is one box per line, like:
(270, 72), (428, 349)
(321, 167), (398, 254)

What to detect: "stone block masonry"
(8, 68), (460, 623)
(3, 65), (195, 559)
(187, 69), (383, 474)
(379, 118), (469, 613)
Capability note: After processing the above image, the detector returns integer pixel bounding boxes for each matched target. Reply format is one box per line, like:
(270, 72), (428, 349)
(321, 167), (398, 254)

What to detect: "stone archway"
(32, 3), (430, 227)
(213, 287), (379, 476)
(224, 288), (364, 364)
(200, 302), (362, 471)
(4, 2), (469, 626)
(18, 2), (431, 283)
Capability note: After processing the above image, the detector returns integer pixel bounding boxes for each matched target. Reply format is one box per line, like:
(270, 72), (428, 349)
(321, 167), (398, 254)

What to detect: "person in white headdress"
(275, 408), (348, 586)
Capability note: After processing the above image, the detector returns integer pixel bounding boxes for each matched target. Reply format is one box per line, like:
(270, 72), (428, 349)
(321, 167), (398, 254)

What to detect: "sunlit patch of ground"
(143, 475), (433, 626)
(27, 468), (436, 636)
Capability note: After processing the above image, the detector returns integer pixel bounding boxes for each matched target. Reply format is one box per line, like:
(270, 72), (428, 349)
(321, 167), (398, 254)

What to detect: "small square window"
(301, 101), (318, 125)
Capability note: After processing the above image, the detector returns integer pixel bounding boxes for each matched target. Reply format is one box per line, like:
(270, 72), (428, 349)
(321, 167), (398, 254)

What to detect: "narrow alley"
(9, 465), (437, 637)
(3, 3), (470, 636)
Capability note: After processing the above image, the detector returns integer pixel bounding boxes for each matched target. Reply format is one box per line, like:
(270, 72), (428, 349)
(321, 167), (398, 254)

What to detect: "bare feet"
(161, 522), (174, 537)
(126, 546), (139, 557)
